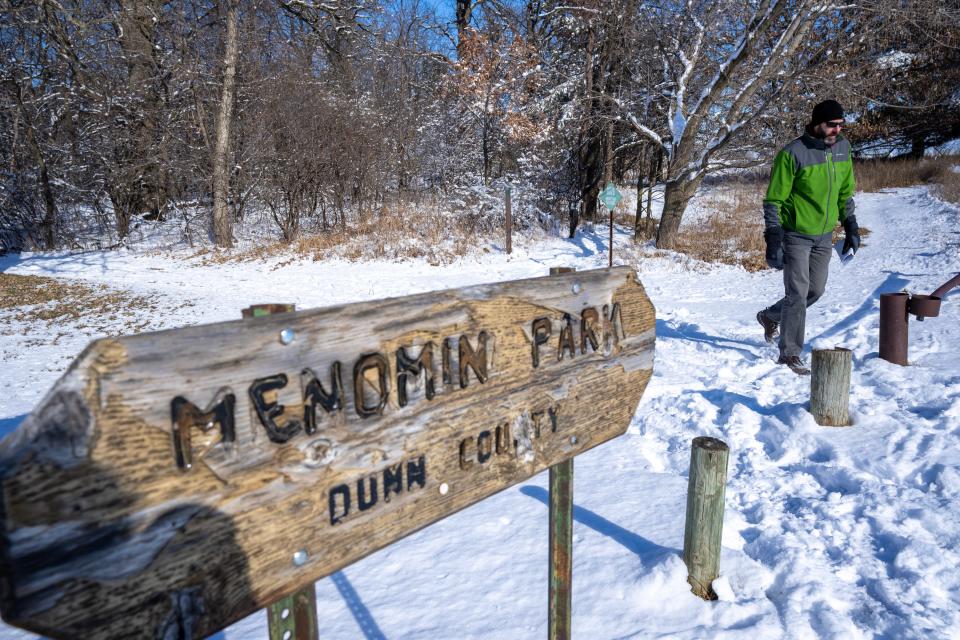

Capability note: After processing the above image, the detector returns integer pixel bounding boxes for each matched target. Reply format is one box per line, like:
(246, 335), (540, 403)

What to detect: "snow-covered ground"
(1, 184), (959, 639)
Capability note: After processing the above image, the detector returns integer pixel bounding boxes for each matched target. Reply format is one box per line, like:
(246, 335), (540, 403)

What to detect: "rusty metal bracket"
(880, 272), (959, 364)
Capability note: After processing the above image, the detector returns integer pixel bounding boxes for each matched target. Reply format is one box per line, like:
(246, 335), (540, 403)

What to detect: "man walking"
(757, 99), (860, 374)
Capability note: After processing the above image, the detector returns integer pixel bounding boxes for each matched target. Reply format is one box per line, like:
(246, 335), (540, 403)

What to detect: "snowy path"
(1, 186), (959, 639)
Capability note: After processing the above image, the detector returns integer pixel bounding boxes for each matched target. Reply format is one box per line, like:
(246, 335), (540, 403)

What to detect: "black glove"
(842, 215), (860, 255)
(764, 226), (784, 270)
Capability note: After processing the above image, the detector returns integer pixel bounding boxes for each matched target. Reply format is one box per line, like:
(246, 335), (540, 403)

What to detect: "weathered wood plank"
(0, 267), (656, 638)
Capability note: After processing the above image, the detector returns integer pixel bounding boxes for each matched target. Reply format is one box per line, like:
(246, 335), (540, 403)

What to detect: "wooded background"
(2, 0), (958, 253)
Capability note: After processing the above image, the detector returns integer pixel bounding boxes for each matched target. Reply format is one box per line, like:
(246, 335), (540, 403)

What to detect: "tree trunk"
(115, 0), (166, 235)
(810, 348), (852, 426)
(655, 174), (702, 249)
(13, 82), (58, 248)
(455, 0), (473, 57)
(647, 148), (662, 220)
(909, 132), (926, 158)
(634, 149), (646, 235)
(212, 0), (239, 248)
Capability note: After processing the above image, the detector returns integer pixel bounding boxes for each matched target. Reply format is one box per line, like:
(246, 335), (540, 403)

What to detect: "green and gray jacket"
(763, 131), (856, 235)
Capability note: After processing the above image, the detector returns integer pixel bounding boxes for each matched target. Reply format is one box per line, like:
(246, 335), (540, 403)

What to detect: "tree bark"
(455, 0), (473, 58)
(212, 0), (239, 248)
(810, 348), (852, 426)
(115, 0), (166, 234)
(655, 174), (702, 249)
(682, 436), (729, 600)
(12, 81), (58, 248)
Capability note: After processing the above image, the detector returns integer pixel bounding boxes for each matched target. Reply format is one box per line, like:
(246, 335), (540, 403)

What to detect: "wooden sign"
(0, 267), (656, 638)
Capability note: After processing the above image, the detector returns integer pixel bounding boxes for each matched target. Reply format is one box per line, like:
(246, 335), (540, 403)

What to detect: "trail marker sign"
(599, 182), (623, 210)
(0, 267), (656, 638)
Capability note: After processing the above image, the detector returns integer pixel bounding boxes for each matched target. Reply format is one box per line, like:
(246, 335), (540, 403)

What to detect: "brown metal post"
(243, 303), (320, 640)
(267, 585), (319, 640)
(505, 186), (513, 255)
(549, 460), (573, 640)
(879, 292), (909, 366)
(609, 205), (614, 269)
(547, 266), (574, 639)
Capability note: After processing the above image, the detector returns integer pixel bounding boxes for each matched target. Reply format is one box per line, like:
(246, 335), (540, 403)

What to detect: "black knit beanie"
(810, 100), (844, 126)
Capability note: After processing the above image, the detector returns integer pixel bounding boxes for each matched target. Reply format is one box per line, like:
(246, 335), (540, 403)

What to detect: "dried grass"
(856, 156), (960, 206)
(666, 159), (908, 271)
(673, 181), (769, 272)
(201, 202), (488, 267)
(0, 273), (178, 335)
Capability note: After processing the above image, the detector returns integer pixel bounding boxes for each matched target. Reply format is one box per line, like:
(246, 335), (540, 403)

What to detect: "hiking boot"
(757, 310), (779, 343)
(777, 354), (810, 375)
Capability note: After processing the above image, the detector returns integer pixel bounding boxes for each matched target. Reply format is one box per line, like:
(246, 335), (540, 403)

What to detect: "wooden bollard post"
(682, 436), (729, 601)
(810, 347), (852, 426)
(242, 304), (320, 640)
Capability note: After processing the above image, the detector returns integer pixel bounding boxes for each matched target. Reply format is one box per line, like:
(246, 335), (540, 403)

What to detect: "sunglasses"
(823, 120), (844, 129)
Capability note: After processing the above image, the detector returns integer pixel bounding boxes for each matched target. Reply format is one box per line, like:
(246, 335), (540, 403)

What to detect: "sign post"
(505, 186), (513, 255)
(241, 304), (320, 640)
(0, 268), (655, 639)
(599, 182), (623, 268)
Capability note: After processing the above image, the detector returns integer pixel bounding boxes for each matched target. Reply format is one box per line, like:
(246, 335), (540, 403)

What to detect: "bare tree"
(602, 0), (853, 248)
(211, 0), (239, 247)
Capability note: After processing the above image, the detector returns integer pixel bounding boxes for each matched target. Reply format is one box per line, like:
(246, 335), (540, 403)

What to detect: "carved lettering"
(459, 332), (489, 388)
(477, 430), (492, 464)
(603, 302), (624, 349)
(531, 317), (551, 368)
(396, 343), (436, 407)
(441, 337), (454, 386)
(531, 410), (545, 438)
(171, 389), (236, 470)
(354, 353), (389, 418)
(328, 456), (426, 525)
(580, 307), (600, 354)
(357, 476), (378, 511)
(496, 422), (512, 455)
(459, 438), (475, 470)
(406, 456), (427, 490)
(249, 374), (301, 443)
(329, 484), (350, 525)
(301, 363), (344, 435)
(557, 313), (576, 360)
(383, 463), (403, 502)
(460, 405), (559, 467)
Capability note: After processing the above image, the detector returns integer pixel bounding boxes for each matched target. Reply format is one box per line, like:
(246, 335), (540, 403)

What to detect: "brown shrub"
(205, 201), (487, 267)
(856, 156), (960, 203)
(672, 181), (768, 272)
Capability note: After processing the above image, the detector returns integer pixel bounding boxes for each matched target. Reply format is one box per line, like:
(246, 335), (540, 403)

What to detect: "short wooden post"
(682, 436), (729, 601)
(243, 303), (320, 640)
(810, 347), (853, 426)
(505, 186), (513, 254)
(547, 266), (574, 640)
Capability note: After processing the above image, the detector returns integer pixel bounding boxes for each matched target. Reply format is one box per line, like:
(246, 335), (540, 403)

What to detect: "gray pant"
(764, 231), (833, 357)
